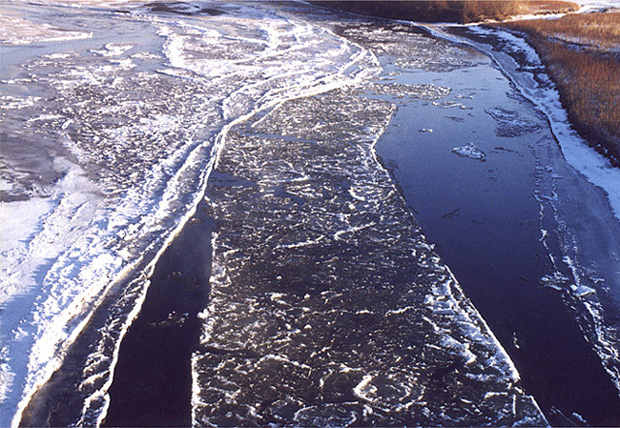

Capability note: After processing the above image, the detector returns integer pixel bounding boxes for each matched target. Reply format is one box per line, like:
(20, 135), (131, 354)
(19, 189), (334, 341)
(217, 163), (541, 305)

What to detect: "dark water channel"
(373, 50), (620, 425)
(102, 203), (214, 427)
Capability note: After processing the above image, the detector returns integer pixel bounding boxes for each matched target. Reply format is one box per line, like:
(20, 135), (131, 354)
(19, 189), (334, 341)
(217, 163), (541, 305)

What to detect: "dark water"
(102, 203), (214, 427)
(373, 49), (620, 425)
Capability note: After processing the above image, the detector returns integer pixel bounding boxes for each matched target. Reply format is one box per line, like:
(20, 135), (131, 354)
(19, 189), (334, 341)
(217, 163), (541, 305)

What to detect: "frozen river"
(1, 1), (620, 426)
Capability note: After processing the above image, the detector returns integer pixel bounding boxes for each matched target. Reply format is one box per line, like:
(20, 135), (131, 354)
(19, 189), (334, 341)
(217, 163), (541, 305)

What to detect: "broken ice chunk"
(451, 143), (486, 161)
(573, 285), (596, 298)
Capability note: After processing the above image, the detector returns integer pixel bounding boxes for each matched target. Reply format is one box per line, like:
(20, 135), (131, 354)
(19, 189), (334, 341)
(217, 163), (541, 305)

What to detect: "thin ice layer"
(193, 88), (546, 426)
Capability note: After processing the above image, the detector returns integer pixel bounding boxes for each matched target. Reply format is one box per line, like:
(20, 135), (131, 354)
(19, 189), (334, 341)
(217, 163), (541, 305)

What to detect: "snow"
(0, 15), (91, 45)
(91, 43), (135, 57)
(577, 0), (620, 12)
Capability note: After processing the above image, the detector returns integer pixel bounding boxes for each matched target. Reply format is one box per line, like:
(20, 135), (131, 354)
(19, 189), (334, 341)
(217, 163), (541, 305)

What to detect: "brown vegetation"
(505, 10), (620, 50)
(503, 11), (620, 165)
(312, 1), (579, 23)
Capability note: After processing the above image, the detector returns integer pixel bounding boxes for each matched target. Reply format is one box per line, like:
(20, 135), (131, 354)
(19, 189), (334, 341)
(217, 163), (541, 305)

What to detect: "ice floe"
(452, 143), (487, 161)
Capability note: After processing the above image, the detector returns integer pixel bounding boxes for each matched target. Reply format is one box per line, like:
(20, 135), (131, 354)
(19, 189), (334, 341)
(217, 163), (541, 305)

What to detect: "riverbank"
(312, 1), (620, 170)
(312, 1), (579, 23)
(500, 10), (620, 166)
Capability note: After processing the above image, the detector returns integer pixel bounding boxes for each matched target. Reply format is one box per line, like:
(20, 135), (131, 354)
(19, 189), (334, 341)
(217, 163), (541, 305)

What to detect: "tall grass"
(506, 10), (620, 49)
(504, 12), (620, 165)
(312, 1), (579, 23)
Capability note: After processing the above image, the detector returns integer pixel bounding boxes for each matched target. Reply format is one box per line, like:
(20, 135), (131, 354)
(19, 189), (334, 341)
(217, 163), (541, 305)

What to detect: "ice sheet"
(0, 1), (383, 426)
(192, 85), (545, 426)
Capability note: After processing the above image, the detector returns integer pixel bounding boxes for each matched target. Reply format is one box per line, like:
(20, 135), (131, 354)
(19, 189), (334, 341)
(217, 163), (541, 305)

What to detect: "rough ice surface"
(336, 23), (482, 72)
(1, 1), (548, 426)
(367, 82), (451, 100)
(452, 143), (487, 161)
(485, 107), (541, 137)
(193, 85), (544, 426)
(1, 1), (380, 425)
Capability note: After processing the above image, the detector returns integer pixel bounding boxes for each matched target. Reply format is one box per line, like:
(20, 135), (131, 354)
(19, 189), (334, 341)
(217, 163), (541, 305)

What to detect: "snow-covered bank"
(577, 0), (620, 12)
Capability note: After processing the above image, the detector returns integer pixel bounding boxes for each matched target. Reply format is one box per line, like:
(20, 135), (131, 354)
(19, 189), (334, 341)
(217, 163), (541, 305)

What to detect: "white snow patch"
(0, 15), (91, 45)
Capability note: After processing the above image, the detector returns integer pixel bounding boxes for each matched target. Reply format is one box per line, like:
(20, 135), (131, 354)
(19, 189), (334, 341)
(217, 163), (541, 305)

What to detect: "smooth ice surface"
(464, 25), (620, 222)
(0, 15), (92, 45)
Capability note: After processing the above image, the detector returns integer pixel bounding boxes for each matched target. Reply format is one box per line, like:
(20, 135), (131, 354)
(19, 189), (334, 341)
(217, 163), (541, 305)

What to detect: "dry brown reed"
(312, 1), (579, 23)
(504, 12), (620, 164)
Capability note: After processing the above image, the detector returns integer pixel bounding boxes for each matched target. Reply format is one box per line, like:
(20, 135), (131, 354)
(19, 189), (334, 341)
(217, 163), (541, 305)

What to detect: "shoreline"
(378, 17), (620, 423)
(430, 23), (620, 223)
(499, 11), (620, 167)
(313, 1), (620, 180)
(429, 21), (620, 398)
(311, 1), (579, 24)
